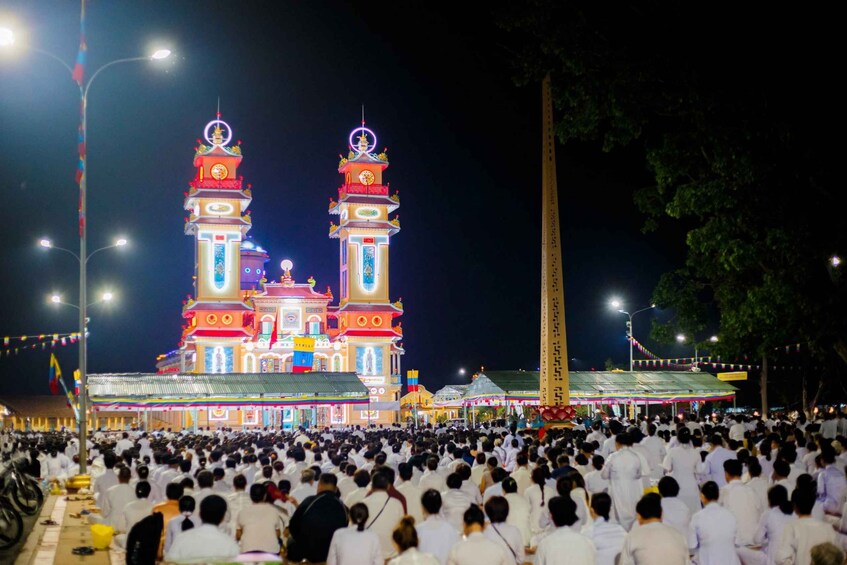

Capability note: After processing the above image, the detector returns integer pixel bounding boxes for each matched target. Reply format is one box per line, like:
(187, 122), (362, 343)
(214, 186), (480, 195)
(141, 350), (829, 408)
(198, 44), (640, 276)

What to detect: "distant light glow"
(609, 298), (622, 309)
(348, 126), (377, 154)
(709, 335), (719, 343)
(458, 368), (466, 376)
(51, 294), (61, 304)
(115, 238), (128, 247)
(150, 49), (171, 60)
(39, 239), (52, 248)
(676, 334), (686, 343)
(832, 255), (842, 267)
(0, 28), (14, 47)
(102, 292), (113, 302)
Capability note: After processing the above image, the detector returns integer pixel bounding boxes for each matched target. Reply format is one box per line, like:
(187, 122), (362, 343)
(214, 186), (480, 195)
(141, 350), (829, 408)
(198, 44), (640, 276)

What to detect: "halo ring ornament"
(371, 315), (383, 326)
(204, 119), (233, 147)
(206, 314), (218, 325)
(280, 259), (294, 271)
(221, 314), (233, 325)
(357, 315), (368, 327)
(349, 126), (377, 154)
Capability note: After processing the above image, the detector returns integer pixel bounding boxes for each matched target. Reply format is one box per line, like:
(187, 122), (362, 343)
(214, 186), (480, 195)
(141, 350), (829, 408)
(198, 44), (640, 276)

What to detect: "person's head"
(180, 459), (192, 473)
(118, 466), (132, 483)
(421, 489), (442, 516)
(398, 462), (413, 482)
(135, 481), (151, 500)
(350, 502), (370, 532)
(179, 477), (194, 491)
(700, 481), (720, 505)
(501, 477), (518, 495)
(589, 492), (613, 521)
(658, 476), (680, 498)
(723, 458), (742, 481)
(548, 495), (578, 527)
(196, 470), (214, 489)
(198, 494), (228, 526)
(371, 472), (390, 491)
(773, 459), (790, 480)
(792, 485), (817, 516)
(392, 516), (419, 553)
(591, 455), (605, 471)
(446, 473), (462, 490)
(137, 465), (149, 480)
(484, 496), (510, 524)
(353, 469), (371, 488)
(462, 504), (486, 534)
(810, 542), (845, 565)
(318, 473), (338, 493)
(301, 468), (315, 485)
(277, 479), (291, 494)
(747, 457), (762, 479)
(768, 485), (793, 515)
(233, 474), (247, 491)
(250, 482), (267, 503)
(635, 493), (663, 524)
(677, 427), (691, 445)
(178, 495), (196, 532)
(165, 482), (184, 501)
(426, 456), (439, 471)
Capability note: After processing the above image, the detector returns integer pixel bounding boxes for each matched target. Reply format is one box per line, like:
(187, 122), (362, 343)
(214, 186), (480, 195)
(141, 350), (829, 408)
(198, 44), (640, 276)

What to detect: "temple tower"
(540, 75), (570, 406)
(182, 114), (253, 372)
(329, 122), (404, 424)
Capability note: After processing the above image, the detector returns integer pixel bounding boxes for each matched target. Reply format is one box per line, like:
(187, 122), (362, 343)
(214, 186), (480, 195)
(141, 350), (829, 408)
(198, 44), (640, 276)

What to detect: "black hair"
(350, 502), (369, 532)
(635, 493), (662, 520)
(165, 482), (184, 501)
(135, 480), (151, 499)
(484, 496), (510, 523)
(548, 496), (578, 527)
(701, 481), (720, 502)
(501, 477), (518, 494)
(768, 485), (793, 515)
(250, 482), (267, 503)
(178, 495), (196, 532)
(446, 473), (462, 490)
(463, 504), (486, 527)
(421, 489), (443, 515)
(658, 476), (680, 498)
(792, 485), (816, 515)
(590, 492), (612, 521)
(199, 494), (228, 526)
(723, 459), (742, 478)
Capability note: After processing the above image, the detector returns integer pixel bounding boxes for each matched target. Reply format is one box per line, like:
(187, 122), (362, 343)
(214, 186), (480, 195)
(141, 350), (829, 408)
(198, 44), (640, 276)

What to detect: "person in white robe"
(501, 478), (532, 547)
(601, 432), (643, 531)
(774, 487), (838, 565)
(535, 495), (596, 565)
(737, 484), (795, 565)
(482, 496), (526, 565)
(581, 492), (626, 565)
(657, 477), (691, 539)
(416, 490), (459, 565)
(662, 427), (701, 514)
(620, 493), (689, 565)
(689, 481), (740, 565)
(720, 459), (764, 546)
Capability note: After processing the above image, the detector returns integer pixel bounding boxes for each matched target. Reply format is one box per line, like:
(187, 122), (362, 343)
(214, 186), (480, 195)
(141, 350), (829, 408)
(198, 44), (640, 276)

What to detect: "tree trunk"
(834, 338), (847, 366)
(760, 354), (768, 416)
(802, 375), (809, 418)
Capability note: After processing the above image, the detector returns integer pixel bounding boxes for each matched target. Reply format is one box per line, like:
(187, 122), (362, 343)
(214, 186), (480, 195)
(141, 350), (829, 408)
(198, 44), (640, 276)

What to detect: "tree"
(498, 1), (847, 411)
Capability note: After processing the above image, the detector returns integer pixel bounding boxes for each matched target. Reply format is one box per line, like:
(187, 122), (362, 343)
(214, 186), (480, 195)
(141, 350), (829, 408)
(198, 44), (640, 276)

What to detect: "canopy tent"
(88, 372), (369, 411)
(458, 371), (737, 406)
(432, 385), (469, 408)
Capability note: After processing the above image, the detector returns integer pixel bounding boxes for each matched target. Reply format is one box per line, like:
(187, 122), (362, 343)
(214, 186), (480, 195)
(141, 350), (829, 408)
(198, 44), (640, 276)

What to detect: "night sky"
(2, 1), (722, 396)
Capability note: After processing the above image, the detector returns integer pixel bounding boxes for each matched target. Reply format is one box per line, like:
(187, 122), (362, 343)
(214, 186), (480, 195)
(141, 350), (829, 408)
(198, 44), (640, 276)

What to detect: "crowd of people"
(3, 408), (847, 564)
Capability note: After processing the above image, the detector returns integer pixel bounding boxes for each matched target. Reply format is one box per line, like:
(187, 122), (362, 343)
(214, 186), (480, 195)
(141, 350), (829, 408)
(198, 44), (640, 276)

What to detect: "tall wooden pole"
(539, 74), (570, 407)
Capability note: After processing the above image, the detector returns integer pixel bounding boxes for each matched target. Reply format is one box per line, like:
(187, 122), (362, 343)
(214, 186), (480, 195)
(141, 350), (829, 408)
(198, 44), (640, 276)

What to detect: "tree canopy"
(499, 1), (846, 408)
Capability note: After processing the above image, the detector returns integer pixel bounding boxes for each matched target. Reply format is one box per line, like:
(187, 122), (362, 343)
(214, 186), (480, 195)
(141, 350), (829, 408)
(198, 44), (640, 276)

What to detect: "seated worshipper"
(442, 472), (474, 532)
(619, 493), (689, 565)
(585, 455), (610, 494)
(720, 458), (762, 547)
(122, 481), (155, 534)
(580, 493), (626, 565)
(447, 505), (511, 565)
(501, 477), (532, 547)
(656, 476), (690, 539)
(689, 481), (740, 565)
(483, 496), (526, 565)
(287, 473), (349, 564)
(810, 542), (845, 565)
(165, 494), (241, 563)
(396, 463), (424, 523)
(737, 484), (795, 565)
(236, 482), (283, 555)
(416, 489), (459, 565)
(212, 467), (232, 494)
(291, 468), (318, 502)
(152, 482), (183, 559)
(43, 448), (70, 486)
(389, 516), (440, 565)
(534, 495), (597, 565)
(164, 495), (198, 555)
(125, 511), (164, 565)
(362, 470), (406, 560)
(91, 466), (136, 531)
(775, 487), (838, 565)
(344, 469), (372, 507)
(556, 471), (591, 529)
(327, 503), (383, 565)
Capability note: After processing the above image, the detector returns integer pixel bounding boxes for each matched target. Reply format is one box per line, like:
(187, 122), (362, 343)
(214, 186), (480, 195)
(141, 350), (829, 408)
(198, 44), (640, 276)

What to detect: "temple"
(154, 115), (404, 428)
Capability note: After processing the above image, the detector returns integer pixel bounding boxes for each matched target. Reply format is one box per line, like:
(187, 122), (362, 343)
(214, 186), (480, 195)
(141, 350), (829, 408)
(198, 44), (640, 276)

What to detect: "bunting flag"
(1, 332), (80, 360)
(407, 369), (419, 393)
(49, 353), (62, 395)
(74, 0), (87, 236)
(291, 337), (315, 373)
(71, 0), (87, 85)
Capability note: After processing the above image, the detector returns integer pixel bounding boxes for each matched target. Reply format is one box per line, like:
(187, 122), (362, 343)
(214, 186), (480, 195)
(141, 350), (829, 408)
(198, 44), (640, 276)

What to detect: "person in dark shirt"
(287, 473), (348, 563)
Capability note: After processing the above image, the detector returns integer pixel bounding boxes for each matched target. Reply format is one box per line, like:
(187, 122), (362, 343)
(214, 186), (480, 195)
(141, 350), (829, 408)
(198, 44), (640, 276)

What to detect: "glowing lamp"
(102, 292), (114, 302)
(115, 238), (128, 247)
(676, 334), (686, 343)
(609, 298), (622, 309)
(40, 239), (52, 248)
(0, 27), (14, 47)
(151, 49), (171, 60)
(50, 294), (61, 304)
(832, 255), (842, 267)
(709, 335), (719, 343)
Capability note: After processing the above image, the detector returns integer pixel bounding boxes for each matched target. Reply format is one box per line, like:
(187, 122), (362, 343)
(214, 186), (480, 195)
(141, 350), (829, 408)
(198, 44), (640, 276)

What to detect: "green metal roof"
(466, 371), (737, 396)
(88, 372), (368, 398)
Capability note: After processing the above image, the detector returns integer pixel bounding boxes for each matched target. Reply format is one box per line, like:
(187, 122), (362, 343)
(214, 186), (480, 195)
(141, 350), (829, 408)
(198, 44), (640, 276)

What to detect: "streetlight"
(458, 368), (466, 376)
(49, 290), (115, 310)
(832, 256), (842, 268)
(609, 299), (656, 371)
(2, 23), (169, 476)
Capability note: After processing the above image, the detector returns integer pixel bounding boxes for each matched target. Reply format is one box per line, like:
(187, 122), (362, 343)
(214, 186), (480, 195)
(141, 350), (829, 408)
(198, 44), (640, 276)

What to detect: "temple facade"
(156, 115), (404, 428)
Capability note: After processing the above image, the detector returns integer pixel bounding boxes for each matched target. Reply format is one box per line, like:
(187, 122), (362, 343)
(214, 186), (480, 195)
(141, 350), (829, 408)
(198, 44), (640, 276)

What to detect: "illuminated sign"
(206, 202), (234, 215)
(349, 126), (377, 154)
(355, 208), (379, 219)
(717, 371), (747, 381)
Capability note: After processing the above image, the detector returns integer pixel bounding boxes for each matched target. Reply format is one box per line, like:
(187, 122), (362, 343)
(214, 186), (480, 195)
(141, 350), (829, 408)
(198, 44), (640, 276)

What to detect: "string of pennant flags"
(1, 332), (82, 358)
(630, 337), (819, 372)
